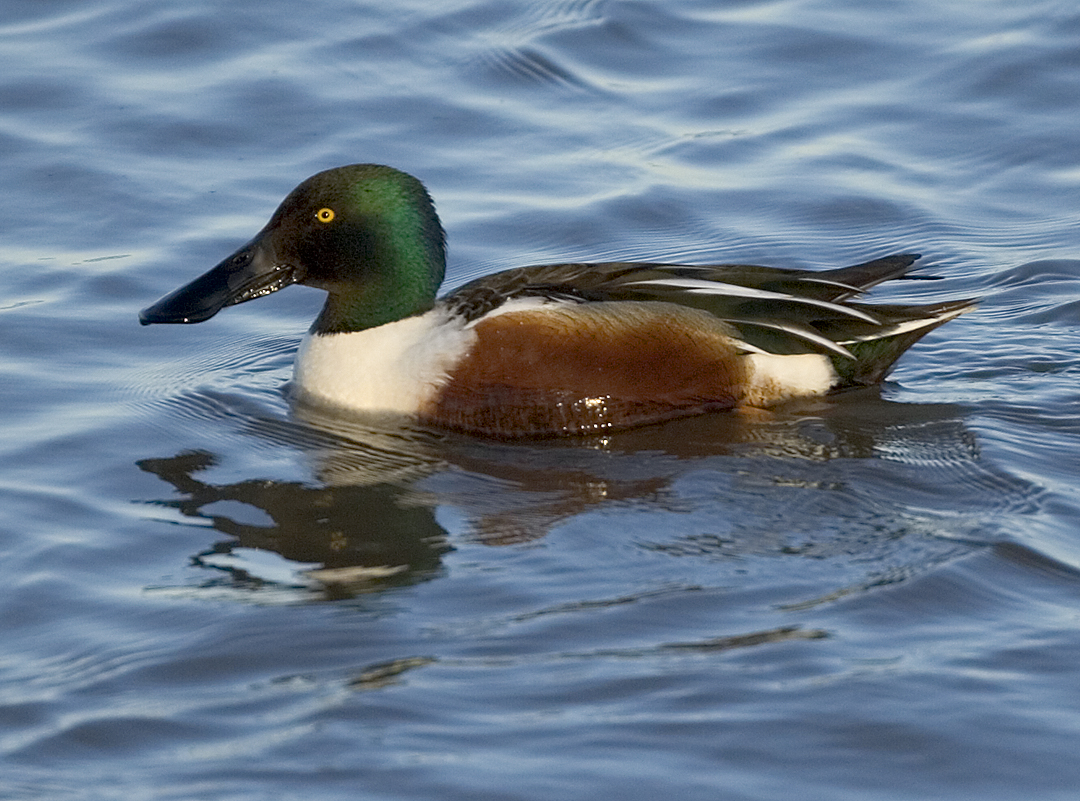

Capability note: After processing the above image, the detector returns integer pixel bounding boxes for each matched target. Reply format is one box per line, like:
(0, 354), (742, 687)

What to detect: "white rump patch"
(744, 352), (837, 407)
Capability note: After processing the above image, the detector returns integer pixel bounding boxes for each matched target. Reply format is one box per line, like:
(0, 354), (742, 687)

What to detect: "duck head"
(140, 164), (447, 334)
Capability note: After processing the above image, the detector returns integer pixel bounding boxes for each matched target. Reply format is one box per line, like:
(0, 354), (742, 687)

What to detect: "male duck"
(141, 164), (974, 438)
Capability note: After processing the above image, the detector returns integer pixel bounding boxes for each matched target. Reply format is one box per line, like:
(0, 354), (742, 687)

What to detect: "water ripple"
(5, 0), (1080, 797)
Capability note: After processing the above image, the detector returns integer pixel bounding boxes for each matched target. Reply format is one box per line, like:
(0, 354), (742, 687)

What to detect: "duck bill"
(139, 236), (298, 325)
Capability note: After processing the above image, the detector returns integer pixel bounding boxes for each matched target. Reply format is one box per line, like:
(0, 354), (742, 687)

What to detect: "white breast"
(292, 308), (476, 414)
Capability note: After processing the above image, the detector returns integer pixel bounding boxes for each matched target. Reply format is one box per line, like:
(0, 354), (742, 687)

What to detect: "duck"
(140, 164), (975, 438)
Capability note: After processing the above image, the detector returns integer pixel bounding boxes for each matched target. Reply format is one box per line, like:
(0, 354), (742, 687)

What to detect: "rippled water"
(3, 0), (1080, 798)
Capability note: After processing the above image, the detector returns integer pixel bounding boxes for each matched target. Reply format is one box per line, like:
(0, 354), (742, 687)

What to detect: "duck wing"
(443, 253), (972, 364)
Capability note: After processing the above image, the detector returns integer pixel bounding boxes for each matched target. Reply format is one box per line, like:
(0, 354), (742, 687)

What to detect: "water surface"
(2, 1), (1080, 799)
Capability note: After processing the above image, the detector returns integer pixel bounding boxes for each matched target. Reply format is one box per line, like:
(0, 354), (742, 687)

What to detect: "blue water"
(3, 0), (1080, 798)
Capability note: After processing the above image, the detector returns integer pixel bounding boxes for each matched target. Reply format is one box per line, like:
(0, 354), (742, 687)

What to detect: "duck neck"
(312, 267), (439, 334)
(311, 216), (446, 335)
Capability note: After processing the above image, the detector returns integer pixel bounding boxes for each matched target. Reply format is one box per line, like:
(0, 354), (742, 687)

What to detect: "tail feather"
(811, 253), (924, 299)
(832, 298), (975, 386)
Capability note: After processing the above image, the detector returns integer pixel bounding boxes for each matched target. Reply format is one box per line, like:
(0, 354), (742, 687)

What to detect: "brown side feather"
(423, 302), (749, 438)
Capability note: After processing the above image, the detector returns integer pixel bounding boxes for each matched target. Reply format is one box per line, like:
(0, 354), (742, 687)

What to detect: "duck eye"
(315, 207), (335, 223)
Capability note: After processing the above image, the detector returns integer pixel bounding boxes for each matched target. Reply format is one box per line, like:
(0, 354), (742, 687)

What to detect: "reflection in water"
(138, 450), (450, 599)
(138, 388), (1033, 600)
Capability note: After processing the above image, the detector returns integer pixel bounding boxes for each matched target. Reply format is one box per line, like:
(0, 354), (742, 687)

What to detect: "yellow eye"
(316, 207), (335, 223)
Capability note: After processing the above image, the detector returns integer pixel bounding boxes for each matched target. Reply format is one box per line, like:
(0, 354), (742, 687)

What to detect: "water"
(3, 0), (1080, 798)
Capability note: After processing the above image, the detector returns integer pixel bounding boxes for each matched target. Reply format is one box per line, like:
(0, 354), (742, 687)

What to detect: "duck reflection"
(139, 388), (987, 599)
(138, 448), (451, 599)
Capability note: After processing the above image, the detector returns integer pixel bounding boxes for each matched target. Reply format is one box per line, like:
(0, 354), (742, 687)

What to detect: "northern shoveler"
(140, 164), (975, 438)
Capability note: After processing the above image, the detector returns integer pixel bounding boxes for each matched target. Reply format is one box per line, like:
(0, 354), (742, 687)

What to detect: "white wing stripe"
(729, 319), (854, 359)
(626, 278), (879, 323)
(838, 311), (963, 343)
